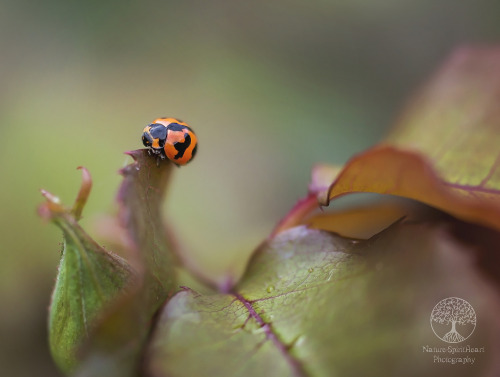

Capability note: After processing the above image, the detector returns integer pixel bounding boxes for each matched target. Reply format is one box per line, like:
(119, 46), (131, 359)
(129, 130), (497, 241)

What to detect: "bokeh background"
(1, 1), (499, 375)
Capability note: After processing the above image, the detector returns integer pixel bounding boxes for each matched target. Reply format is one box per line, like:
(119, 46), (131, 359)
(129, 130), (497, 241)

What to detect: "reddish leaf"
(324, 146), (500, 230)
(277, 47), (500, 236)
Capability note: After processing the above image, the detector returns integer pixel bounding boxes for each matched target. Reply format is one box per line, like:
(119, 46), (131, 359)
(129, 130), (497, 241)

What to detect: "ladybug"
(142, 117), (198, 165)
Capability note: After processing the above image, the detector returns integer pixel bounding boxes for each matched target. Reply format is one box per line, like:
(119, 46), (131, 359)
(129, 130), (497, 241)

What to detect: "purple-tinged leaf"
(147, 219), (500, 377)
(74, 150), (179, 376)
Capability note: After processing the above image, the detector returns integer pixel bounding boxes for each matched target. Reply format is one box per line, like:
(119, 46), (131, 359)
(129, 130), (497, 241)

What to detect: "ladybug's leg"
(155, 153), (167, 167)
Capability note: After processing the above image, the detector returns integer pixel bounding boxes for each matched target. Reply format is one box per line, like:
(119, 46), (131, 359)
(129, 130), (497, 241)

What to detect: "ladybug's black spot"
(149, 123), (168, 147)
(168, 123), (188, 132)
(173, 133), (191, 159)
(142, 133), (153, 147)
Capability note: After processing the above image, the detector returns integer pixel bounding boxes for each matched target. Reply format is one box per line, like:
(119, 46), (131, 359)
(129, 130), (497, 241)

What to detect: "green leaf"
(40, 169), (135, 374)
(73, 150), (179, 376)
(48, 218), (135, 374)
(147, 221), (500, 377)
(386, 47), (500, 191)
(41, 151), (180, 376)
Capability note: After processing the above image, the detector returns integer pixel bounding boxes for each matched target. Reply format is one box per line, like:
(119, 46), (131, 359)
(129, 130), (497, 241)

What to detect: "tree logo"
(430, 297), (476, 343)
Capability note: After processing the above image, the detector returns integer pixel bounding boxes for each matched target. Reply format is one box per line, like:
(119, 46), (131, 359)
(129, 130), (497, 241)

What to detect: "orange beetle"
(142, 117), (198, 165)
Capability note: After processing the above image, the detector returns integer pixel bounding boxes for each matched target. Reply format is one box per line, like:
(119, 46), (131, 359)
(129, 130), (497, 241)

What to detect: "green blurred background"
(1, 0), (499, 375)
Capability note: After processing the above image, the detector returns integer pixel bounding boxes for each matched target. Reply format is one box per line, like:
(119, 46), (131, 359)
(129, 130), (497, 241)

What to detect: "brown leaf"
(277, 46), (500, 236)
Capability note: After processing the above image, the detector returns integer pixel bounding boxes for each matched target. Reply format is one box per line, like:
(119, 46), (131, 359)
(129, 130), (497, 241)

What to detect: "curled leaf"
(41, 168), (135, 374)
(116, 149), (178, 300)
(75, 150), (179, 376)
(324, 146), (500, 230)
(277, 47), (500, 236)
(307, 199), (412, 239)
(71, 166), (92, 221)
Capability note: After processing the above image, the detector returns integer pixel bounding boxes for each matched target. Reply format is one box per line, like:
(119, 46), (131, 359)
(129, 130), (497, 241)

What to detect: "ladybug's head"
(142, 123), (168, 152)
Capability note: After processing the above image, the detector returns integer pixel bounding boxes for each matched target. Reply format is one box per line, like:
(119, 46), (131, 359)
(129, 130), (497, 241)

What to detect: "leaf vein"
(233, 292), (308, 377)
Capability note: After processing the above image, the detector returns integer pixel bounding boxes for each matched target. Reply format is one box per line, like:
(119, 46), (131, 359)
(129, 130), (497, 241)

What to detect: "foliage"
(39, 47), (500, 376)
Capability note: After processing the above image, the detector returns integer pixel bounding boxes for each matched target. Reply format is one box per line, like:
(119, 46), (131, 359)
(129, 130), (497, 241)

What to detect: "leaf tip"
(124, 149), (145, 160)
(72, 166), (92, 221)
(40, 188), (61, 204)
(39, 167), (94, 222)
(38, 189), (65, 220)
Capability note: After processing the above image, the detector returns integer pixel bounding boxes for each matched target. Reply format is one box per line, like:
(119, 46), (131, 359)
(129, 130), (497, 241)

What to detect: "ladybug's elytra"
(142, 117), (198, 165)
